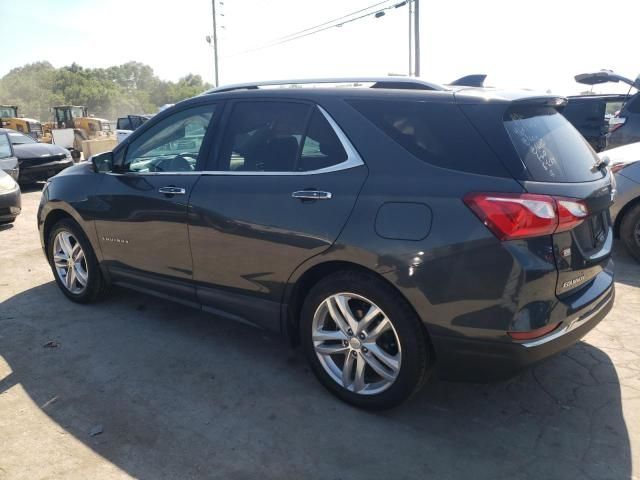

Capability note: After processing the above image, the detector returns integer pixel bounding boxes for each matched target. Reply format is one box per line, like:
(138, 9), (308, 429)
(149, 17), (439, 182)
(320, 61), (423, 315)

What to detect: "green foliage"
(0, 61), (212, 121)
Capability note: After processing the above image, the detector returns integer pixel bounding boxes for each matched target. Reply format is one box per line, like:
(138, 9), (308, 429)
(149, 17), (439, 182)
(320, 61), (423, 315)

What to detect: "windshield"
(8, 132), (37, 145)
(504, 106), (605, 182)
(0, 106), (17, 117)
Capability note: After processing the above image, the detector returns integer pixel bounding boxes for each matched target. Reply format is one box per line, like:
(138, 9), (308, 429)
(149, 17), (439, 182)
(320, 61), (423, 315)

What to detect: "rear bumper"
(431, 283), (615, 381)
(18, 159), (73, 182)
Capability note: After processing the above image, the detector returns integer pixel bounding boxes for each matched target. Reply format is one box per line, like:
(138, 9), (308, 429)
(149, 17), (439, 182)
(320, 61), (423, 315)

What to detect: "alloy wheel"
(312, 292), (402, 395)
(53, 231), (88, 294)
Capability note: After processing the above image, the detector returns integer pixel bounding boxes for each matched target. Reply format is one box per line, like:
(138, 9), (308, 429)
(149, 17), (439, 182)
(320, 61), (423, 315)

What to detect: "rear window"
(347, 99), (508, 177)
(504, 106), (604, 182)
(117, 118), (132, 130)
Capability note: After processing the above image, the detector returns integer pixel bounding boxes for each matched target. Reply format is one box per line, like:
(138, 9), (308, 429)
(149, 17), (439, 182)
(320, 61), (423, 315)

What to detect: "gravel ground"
(0, 186), (639, 480)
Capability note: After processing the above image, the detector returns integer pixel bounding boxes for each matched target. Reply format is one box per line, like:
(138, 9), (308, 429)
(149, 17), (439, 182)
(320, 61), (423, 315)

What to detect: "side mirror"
(91, 151), (114, 173)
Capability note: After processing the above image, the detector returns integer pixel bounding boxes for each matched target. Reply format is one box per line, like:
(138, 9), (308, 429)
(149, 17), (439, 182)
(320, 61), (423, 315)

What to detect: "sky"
(1, 0), (639, 95)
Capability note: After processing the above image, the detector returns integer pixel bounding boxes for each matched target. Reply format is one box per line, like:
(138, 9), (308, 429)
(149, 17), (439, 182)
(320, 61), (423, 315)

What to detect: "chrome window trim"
(109, 106), (364, 177)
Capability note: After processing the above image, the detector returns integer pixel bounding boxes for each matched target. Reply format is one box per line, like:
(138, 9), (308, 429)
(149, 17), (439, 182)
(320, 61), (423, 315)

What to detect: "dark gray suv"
(38, 78), (615, 409)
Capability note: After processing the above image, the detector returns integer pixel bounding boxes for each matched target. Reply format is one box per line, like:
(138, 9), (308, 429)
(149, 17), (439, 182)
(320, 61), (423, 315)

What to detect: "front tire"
(47, 219), (108, 303)
(620, 204), (640, 262)
(300, 270), (431, 409)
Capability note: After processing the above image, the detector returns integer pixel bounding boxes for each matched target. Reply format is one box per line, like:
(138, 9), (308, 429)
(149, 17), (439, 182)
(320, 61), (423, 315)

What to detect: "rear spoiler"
(449, 74), (487, 87)
(511, 96), (568, 108)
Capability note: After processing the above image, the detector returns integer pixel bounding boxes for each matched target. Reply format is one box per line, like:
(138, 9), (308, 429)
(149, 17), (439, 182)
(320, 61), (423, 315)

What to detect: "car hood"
(13, 143), (69, 159)
(52, 161), (93, 179)
(600, 142), (640, 165)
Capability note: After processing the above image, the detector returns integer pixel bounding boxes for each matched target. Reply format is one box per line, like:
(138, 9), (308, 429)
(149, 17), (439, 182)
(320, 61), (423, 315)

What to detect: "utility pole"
(414, 0), (420, 77)
(408, 0), (413, 76)
(211, 0), (219, 87)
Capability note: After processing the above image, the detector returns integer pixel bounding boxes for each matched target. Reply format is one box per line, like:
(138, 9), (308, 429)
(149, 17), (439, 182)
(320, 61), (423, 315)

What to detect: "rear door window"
(504, 106), (604, 182)
(347, 99), (508, 176)
(298, 109), (347, 171)
(219, 101), (310, 172)
(217, 102), (349, 172)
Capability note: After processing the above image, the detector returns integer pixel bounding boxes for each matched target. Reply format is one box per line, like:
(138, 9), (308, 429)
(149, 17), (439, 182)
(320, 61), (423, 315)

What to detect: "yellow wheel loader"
(0, 105), (44, 140)
(42, 106), (114, 159)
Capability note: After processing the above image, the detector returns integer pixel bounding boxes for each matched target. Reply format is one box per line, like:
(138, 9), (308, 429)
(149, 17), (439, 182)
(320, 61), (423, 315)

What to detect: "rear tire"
(620, 204), (640, 262)
(47, 218), (108, 303)
(300, 270), (431, 410)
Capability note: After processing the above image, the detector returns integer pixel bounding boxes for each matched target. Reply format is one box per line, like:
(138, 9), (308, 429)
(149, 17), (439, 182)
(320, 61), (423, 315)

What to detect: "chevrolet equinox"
(38, 78), (615, 409)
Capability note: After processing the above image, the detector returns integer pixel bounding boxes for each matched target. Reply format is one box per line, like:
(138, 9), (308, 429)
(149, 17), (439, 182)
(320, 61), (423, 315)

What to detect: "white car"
(600, 142), (640, 261)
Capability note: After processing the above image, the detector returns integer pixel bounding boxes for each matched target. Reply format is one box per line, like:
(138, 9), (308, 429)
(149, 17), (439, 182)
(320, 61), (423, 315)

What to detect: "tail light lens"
(464, 192), (588, 240)
(555, 198), (589, 232)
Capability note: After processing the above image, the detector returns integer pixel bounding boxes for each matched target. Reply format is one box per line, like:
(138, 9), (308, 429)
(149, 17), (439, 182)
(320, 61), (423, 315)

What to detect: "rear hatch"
(504, 103), (613, 297)
(459, 95), (614, 298)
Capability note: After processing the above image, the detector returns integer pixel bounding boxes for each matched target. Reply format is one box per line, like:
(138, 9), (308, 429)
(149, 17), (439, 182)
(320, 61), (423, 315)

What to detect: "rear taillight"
(555, 198), (589, 233)
(464, 193), (588, 240)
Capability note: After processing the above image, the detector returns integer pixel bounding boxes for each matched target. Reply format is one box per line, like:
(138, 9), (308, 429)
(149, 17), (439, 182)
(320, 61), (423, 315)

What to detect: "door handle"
(291, 190), (332, 200)
(158, 186), (186, 195)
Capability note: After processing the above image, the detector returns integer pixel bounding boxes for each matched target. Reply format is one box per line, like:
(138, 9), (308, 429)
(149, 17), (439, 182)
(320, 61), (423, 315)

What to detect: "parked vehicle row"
(0, 128), (73, 185)
(37, 77), (615, 409)
(0, 169), (20, 225)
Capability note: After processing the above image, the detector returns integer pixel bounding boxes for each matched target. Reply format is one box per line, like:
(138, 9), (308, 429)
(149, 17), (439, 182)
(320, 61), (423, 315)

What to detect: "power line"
(271, 0), (396, 43)
(224, 0), (408, 58)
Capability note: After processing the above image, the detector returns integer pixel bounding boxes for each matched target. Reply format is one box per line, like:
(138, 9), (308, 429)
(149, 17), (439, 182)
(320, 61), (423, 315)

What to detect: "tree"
(0, 61), (212, 121)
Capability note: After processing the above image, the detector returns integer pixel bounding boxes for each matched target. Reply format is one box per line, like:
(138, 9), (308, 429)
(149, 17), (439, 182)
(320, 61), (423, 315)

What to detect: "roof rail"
(203, 77), (447, 94)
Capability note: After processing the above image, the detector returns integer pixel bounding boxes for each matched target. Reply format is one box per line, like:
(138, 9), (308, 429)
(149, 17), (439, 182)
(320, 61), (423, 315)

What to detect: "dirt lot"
(0, 186), (639, 480)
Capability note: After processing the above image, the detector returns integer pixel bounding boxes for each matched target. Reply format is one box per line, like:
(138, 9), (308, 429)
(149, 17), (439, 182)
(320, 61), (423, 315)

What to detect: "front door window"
(124, 105), (215, 173)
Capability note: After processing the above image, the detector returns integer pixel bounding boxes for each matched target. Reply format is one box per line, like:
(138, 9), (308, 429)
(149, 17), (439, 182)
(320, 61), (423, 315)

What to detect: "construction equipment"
(0, 105), (44, 140)
(42, 106), (114, 158)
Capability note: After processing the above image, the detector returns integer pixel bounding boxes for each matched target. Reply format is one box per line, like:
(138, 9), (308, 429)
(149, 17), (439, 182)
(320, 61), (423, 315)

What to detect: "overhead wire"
(223, 0), (409, 58)
(269, 0), (396, 43)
